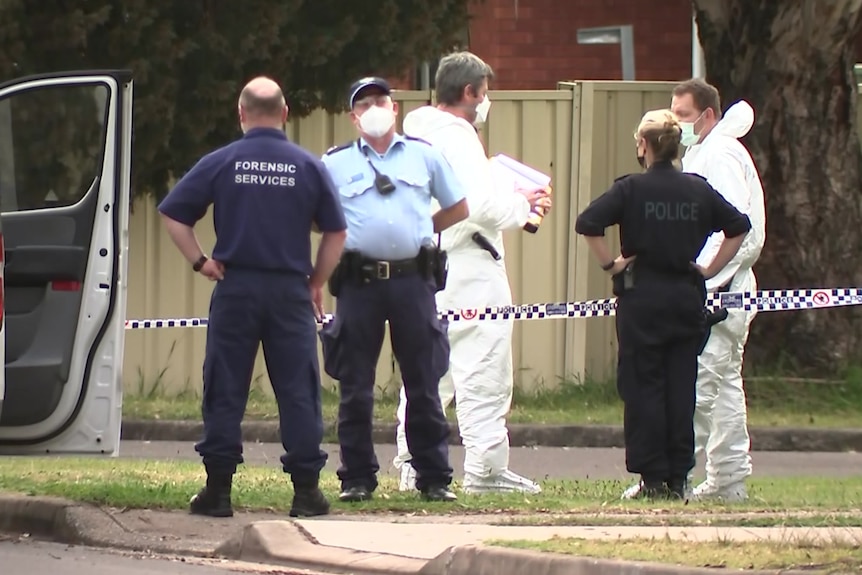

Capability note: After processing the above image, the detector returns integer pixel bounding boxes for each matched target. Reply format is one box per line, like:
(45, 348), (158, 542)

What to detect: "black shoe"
(636, 479), (671, 501)
(290, 486), (331, 517)
(421, 485), (457, 502)
(189, 473), (233, 517)
(339, 486), (372, 502)
(666, 478), (689, 501)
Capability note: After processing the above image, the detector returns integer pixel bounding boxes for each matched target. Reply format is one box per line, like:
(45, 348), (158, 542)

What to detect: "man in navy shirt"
(158, 76), (347, 519)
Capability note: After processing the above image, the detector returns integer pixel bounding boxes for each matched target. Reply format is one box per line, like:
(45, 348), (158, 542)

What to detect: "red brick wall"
(388, 70), (416, 91)
(467, 0), (693, 89)
(388, 0), (862, 92)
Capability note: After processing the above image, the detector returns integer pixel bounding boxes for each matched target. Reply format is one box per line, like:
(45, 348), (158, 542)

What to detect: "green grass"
(0, 458), (860, 518)
(123, 371), (862, 428)
(492, 512), (862, 528)
(489, 537), (862, 573)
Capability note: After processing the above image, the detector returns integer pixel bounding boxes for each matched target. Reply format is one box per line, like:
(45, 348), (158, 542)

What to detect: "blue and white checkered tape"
(123, 287), (862, 329)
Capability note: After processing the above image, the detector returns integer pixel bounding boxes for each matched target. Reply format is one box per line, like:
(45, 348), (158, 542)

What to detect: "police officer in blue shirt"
(319, 76), (470, 503)
(158, 76), (348, 518)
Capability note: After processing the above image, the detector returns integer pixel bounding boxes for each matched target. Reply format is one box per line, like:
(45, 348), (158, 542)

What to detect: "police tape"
(123, 287), (862, 330)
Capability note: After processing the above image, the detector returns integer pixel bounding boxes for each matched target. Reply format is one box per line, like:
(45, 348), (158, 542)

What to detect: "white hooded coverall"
(684, 100), (766, 493)
(392, 105), (536, 487)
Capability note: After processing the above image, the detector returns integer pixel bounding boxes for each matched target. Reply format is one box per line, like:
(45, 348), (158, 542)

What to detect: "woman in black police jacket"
(575, 109), (751, 500)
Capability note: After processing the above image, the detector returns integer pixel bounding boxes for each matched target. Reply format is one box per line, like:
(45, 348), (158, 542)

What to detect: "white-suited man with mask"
(391, 51), (551, 494)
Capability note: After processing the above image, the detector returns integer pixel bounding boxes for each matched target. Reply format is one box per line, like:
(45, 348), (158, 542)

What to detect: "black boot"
(638, 478), (671, 500)
(666, 477), (689, 501)
(421, 485), (457, 502)
(290, 477), (331, 518)
(190, 471), (233, 517)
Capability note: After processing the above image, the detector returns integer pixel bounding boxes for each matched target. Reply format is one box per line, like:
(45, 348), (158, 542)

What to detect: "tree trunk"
(693, 0), (862, 374)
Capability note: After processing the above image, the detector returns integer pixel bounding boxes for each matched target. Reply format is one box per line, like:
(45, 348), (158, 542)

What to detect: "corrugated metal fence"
(124, 80), (736, 396)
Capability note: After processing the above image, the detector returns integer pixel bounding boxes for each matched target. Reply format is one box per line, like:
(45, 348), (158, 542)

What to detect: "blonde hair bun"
(633, 108), (683, 163)
(635, 109), (681, 140)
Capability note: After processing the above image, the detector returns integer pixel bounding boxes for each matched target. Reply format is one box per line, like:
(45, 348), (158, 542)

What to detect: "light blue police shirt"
(320, 133), (465, 260)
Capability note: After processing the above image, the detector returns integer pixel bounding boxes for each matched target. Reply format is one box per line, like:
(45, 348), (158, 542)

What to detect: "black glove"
(698, 307), (729, 355)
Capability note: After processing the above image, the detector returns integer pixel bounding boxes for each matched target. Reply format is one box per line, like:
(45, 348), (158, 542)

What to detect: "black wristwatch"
(601, 260), (615, 271)
(192, 254), (208, 272)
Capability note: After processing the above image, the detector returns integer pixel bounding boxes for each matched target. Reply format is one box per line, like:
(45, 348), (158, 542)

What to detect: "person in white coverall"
(625, 79), (766, 502)
(391, 51), (551, 494)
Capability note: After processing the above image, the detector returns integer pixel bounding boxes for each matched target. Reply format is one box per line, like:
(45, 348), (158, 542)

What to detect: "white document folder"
(489, 153), (552, 191)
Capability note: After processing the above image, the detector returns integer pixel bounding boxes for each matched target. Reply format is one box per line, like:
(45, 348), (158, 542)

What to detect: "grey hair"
(434, 51), (494, 106)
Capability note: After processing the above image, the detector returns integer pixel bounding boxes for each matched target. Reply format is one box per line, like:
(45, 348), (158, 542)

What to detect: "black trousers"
(615, 280), (706, 483)
(196, 269), (327, 481)
(319, 273), (453, 492)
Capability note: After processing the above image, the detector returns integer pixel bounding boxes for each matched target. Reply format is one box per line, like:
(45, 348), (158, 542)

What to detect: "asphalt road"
(0, 537), (321, 575)
(117, 441), (862, 479)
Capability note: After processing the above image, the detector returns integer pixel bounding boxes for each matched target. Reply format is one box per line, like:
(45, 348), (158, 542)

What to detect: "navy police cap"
(348, 76), (391, 108)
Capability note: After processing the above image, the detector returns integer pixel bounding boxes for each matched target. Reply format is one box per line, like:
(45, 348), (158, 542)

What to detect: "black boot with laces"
(189, 472), (234, 517)
(290, 477), (331, 517)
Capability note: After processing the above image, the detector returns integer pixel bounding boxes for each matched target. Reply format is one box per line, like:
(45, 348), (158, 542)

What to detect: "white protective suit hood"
(402, 105), (531, 255)
(402, 105), (468, 141)
(684, 99), (766, 292)
(709, 99), (754, 139)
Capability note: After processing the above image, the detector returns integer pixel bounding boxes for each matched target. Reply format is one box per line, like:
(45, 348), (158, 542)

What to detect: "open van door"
(0, 70), (133, 455)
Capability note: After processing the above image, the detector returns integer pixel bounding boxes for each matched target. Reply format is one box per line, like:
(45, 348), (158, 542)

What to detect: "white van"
(0, 70), (133, 455)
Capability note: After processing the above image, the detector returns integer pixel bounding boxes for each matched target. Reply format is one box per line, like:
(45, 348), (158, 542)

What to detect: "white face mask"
(679, 111), (706, 147)
(358, 105), (395, 138)
(473, 95), (492, 125)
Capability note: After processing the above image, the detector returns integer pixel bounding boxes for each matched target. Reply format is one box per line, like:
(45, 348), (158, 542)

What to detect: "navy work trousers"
(320, 273), (453, 492)
(195, 268), (328, 482)
(615, 278), (705, 484)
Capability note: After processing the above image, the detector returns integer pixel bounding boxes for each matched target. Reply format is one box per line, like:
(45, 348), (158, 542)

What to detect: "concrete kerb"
(215, 520), (427, 574)
(120, 419), (862, 452)
(0, 493), (79, 541)
(0, 492), (218, 558)
(0, 494), (838, 575)
(0, 492), (425, 574)
(418, 544), (817, 575)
